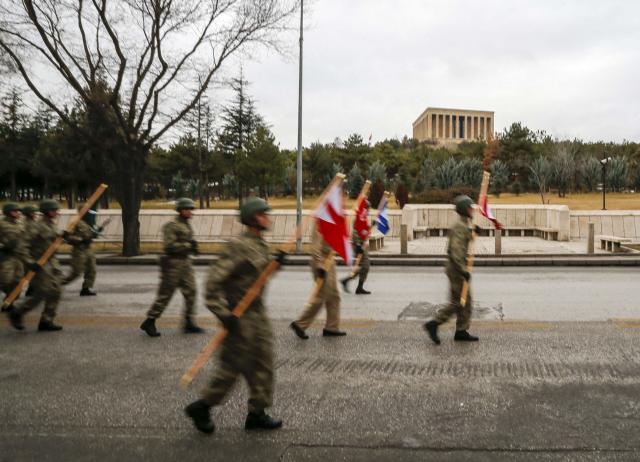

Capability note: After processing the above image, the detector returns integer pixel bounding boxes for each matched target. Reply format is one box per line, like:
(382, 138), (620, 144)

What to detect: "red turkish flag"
(354, 197), (370, 241)
(314, 183), (354, 265)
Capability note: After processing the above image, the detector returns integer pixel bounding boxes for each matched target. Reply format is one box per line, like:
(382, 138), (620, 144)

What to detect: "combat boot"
(340, 276), (352, 293)
(322, 328), (346, 337)
(38, 320), (63, 331)
(80, 288), (97, 296)
(8, 309), (25, 331)
(454, 330), (479, 342)
(290, 321), (309, 339)
(185, 399), (215, 434)
(355, 280), (371, 295)
(184, 317), (205, 334)
(140, 317), (160, 337)
(423, 320), (441, 345)
(245, 410), (282, 430)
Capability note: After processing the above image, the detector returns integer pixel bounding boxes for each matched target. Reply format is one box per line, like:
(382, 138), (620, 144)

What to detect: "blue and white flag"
(376, 202), (390, 235)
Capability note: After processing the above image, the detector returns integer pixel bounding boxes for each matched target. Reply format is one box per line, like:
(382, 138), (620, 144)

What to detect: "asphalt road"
(42, 265), (640, 322)
(2, 266), (640, 461)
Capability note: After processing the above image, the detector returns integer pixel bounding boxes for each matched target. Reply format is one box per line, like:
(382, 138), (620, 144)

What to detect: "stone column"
(453, 115), (458, 139)
(427, 114), (432, 140)
(435, 114), (440, 139)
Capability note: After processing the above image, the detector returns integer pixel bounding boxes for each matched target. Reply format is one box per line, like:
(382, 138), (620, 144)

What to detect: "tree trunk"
(114, 147), (146, 256)
(10, 169), (17, 201)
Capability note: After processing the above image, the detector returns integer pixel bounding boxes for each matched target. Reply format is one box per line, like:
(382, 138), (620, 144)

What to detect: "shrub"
(410, 187), (478, 204)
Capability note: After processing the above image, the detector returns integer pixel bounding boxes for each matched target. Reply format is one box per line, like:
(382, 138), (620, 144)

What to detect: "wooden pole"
(459, 172), (490, 306)
(179, 173), (346, 389)
(2, 184), (108, 309)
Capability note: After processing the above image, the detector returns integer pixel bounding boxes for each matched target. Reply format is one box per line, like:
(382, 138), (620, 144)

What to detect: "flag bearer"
(423, 195), (479, 344)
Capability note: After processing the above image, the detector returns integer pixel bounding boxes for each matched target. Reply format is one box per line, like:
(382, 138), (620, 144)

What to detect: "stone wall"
(570, 211), (640, 239)
(401, 204), (571, 241)
(58, 209), (403, 243)
(57, 207), (640, 244)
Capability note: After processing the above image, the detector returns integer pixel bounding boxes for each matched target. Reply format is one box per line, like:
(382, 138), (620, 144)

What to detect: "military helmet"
(454, 195), (474, 217)
(2, 202), (20, 215)
(39, 199), (60, 213)
(240, 197), (271, 226)
(176, 197), (196, 211)
(21, 204), (38, 215)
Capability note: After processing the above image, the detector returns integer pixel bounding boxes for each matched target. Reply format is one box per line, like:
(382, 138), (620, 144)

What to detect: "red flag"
(354, 197), (370, 241)
(479, 195), (503, 230)
(314, 182), (354, 265)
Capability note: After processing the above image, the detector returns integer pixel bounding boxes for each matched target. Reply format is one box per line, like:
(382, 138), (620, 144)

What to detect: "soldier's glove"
(222, 315), (240, 334)
(61, 230), (70, 240)
(462, 271), (471, 282)
(355, 244), (364, 255)
(189, 240), (200, 256)
(315, 268), (327, 280)
(473, 225), (482, 235)
(27, 262), (43, 273)
(275, 250), (287, 266)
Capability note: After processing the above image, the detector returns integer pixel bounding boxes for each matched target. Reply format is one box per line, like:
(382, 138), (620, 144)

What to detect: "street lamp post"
(295, 0), (304, 252)
(600, 156), (612, 211)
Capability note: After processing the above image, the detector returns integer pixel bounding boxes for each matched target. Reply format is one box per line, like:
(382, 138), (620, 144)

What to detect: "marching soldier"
(20, 205), (39, 236)
(21, 205), (39, 297)
(423, 195), (479, 344)
(340, 200), (371, 295)
(185, 197), (284, 434)
(8, 200), (64, 332)
(140, 198), (204, 337)
(290, 224), (346, 339)
(62, 205), (101, 296)
(0, 203), (27, 312)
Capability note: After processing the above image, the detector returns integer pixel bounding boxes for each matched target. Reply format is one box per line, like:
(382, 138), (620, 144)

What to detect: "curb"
(56, 254), (640, 267)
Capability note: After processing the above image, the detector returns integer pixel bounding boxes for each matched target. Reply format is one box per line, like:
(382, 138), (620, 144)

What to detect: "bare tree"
(529, 156), (551, 204)
(0, 0), (298, 255)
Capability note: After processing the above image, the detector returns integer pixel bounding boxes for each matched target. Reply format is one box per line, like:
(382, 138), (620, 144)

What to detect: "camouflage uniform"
(0, 216), (27, 300)
(351, 226), (370, 283)
(63, 219), (98, 290)
(13, 217), (63, 323)
(200, 231), (275, 413)
(295, 225), (341, 331)
(433, 215), (473, 330)
(147, 215), (197, 319)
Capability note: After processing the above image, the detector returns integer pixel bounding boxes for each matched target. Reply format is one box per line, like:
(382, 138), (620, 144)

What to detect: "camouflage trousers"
(352, 246), (370, 282)
(0, 256), (24, 299)
(147, 257), (196, 319)
(63, 248), (96, 289)
(434, 270), (473, 331)
(296, 262), (341, 331)
(15, 263), (62, 322)
(201, 336), (274, 413)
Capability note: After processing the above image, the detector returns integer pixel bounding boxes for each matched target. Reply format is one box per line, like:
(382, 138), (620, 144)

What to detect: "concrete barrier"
(62, 205), (640, 246)
(401, 204), (570, 241)
(570, 211), (640, 240)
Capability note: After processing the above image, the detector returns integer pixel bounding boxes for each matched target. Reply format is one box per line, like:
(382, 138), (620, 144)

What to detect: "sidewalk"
(61, 236), (640, 266)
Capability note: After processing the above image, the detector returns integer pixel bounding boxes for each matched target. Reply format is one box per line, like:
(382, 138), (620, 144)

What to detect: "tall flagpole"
(295, 0), (304, 252)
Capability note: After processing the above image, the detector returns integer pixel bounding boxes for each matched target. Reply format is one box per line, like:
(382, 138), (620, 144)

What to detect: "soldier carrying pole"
(5, 184), (108, 331)
(183, 174), (346, 434)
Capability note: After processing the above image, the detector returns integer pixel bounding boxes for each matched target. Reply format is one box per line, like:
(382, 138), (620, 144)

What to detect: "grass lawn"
(5, 192), (639, 211)
(488, 192), (640, 210)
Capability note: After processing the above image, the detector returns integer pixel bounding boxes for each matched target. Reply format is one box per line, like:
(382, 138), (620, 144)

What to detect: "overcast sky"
(227, 0), (640, 149)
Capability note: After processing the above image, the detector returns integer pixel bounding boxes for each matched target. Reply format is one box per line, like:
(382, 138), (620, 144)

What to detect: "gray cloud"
(232, 0), (640, 147)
